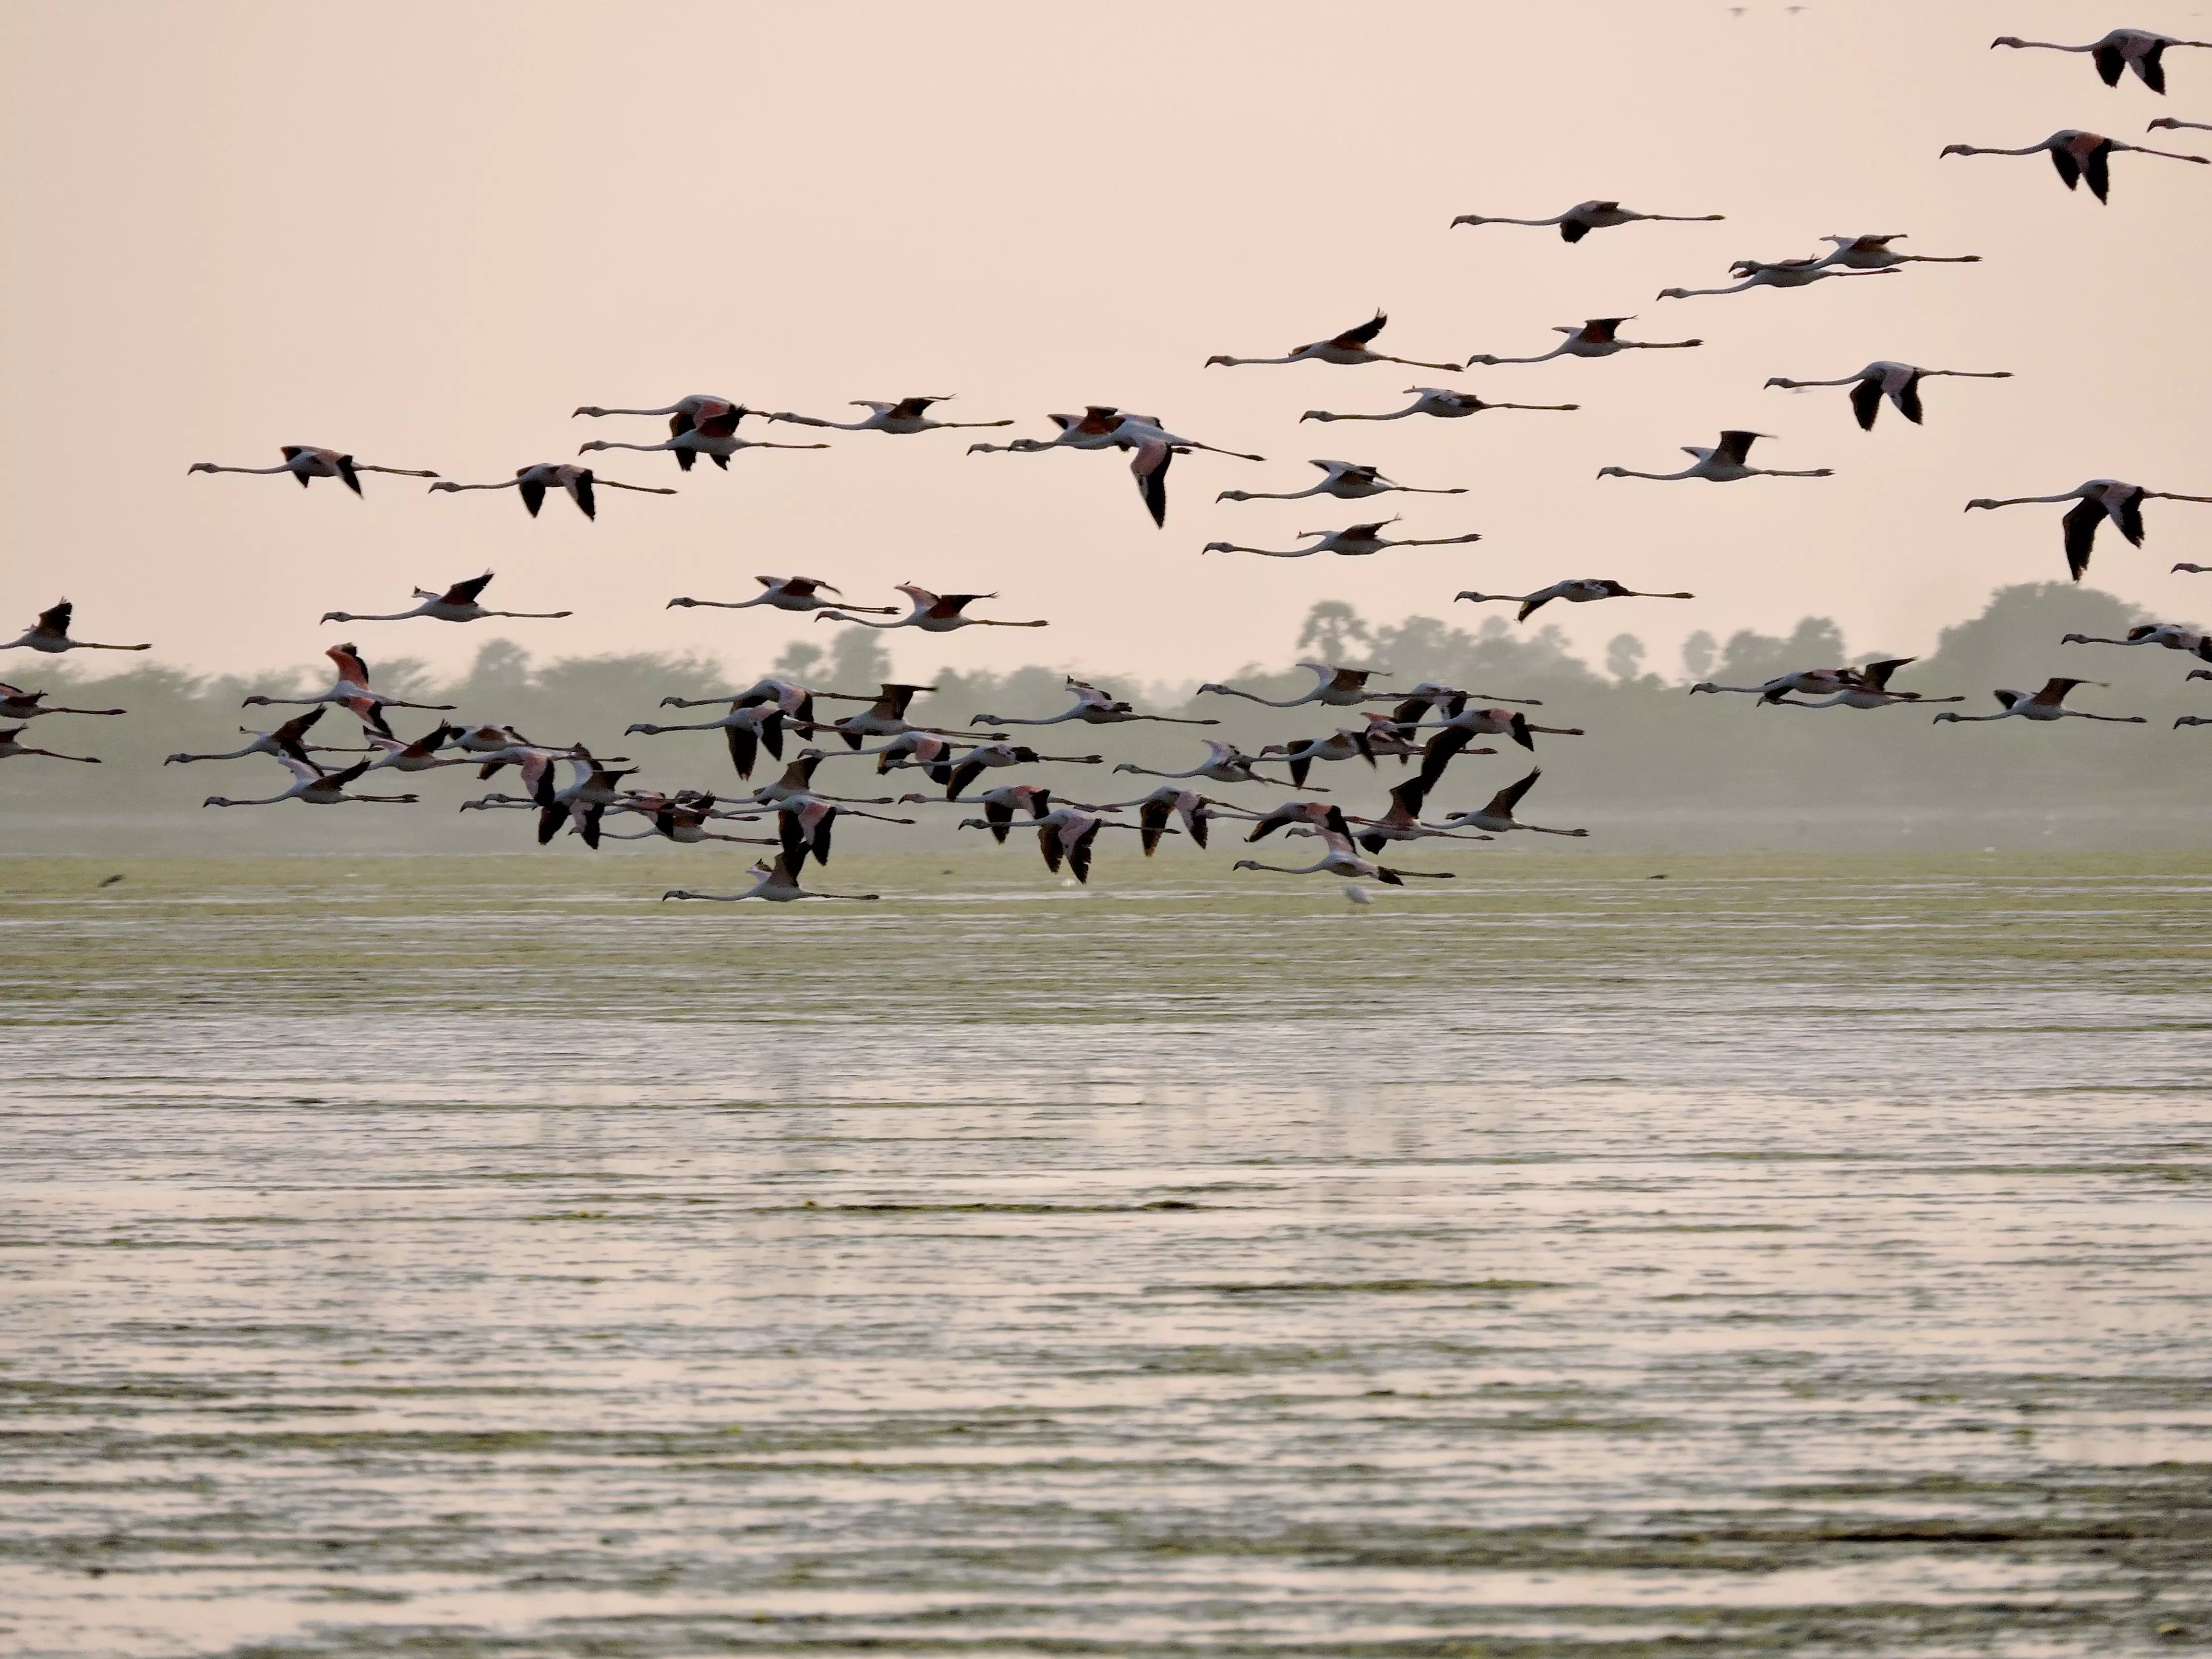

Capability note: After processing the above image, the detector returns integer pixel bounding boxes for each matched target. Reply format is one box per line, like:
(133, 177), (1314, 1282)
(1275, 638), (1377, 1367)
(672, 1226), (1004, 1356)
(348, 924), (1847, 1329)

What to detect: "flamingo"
(320, 572), (572, 625)
(1466, 317), (1702, 366)
(937, 742), (1103, 799)
(1301, 387), (1577, 423)
(667, 577), (897, 616)
(0, 725), (98, 764)
(535, 753), (639, 849)
(1689, 668), (1856, 703)
(1766, 658), (1965, 709)
(0, 681), (124, 722)
(1205, 312), (1463, 371)
(1084, 785), (1221, 854)
(1109, 740), (1305, 788)
(577, 430), (828, 469)
(240, 644), (455, 739)
(767, 396), (1012, 434)
(2176, 561), (2212, 572)
(1255, 726), (1387, 789)
(1598, 431), (1832, 483)
(1235, 819), (1454, 887)
(1217, 459), (1466, 504)
(203, 755), (418, 808)
(661, 676), (875, 733)
(1658, 260), (1897, 300)
(814, 584), (1048, 631)
(1326, 780), (1496, 853)
(428, 464), (675, 520)
(1992, 29), (2212, 94)
(625, 702), (787, 779)
(664, 856), (881, 904)
(951, 783), (1060, 842)
(805, 682), (990, 748)
(187, 447), (439, 493)
(605, 795), (777, 846)
(1939, 130), (2208, 201)
(1404, 706), (1586, 771)
(572, 395), (758, 469)
(956, 805), (1148, 884)
(1965, 480), (2212, 580)
(1455, 579), (1695, 621)
(1203, 518), (1482, 559)
(1199, 662), (1399, 709)
(1811, 233), (1982, 269)
(2063, 622), (2212, 660)
(1933, 677), (2147, 724)
(165, 708), (359, 768)
(1, 601), (149, 655)
(1450, 201), (1724, 242)
(969, 407), (1264, 527)
(2148, 117), (2212, 131)
(1428, 769), (1589, 837)
(972, 677), (1219, 729)
(747, 749), (908, 808)
(1766, 362), (2013, 429)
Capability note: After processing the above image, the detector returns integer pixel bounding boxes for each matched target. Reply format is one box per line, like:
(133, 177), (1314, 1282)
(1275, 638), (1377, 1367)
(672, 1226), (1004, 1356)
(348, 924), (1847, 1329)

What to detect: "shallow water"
(5, 853), (2211, 1656)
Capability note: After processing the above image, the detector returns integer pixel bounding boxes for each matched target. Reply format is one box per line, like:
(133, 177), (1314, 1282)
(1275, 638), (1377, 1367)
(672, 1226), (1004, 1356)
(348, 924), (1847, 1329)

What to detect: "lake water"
(5, 852), (2210, 1657)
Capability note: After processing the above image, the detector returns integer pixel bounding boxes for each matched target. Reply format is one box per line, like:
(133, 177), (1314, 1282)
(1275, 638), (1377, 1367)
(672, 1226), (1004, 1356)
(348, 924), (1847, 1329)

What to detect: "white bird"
(0, 725), (99, 764)
(767, 395), (1012, 434)
(1991, 28), (2212, 94)
(1202, 518), (1482, 559)
(1325, 779), (1497, 852)
(428, 464), (676, 519)
(1110, 739), (1305, 788)
(1428, 769), (1589, 837)
(1933, 677), (2147, 724)
(667, 577), (897, 616)
(1658, 259), (1897, 300)
(240, 643), (456, 738)
(1466, 317), (1702, 366)
(625, 702), (789, 780)
(1455, 579), (1695, 621)
(1939, 130), (2208, 201)
(187, 447), (439, 493)
(1450, 201), (1724, 242)
(203, 755), (419, 809)
(532, 752), (641, 849)
(2062, 622), (2212, 660)
(1, 601), (150, 655)
(571, 395), (758, 469)
(0, 680), (124, 722)
(1965, 480), (2212, 580)
(969, 406), (1264, 527)
(577, 429), (829, 469)
(1810, 233), (1982, 269)
(165, 707), (360, 768)
(320, 572), (571, 625)
(772, 792), (919, 868)
(2148, 117), (2212, 132)
(814, 584), (1048, 631)
(1300, 387), (1577, 423)
(1205, 311), (1463, 371)
(1235, 817), (1453, 887)
(663, 856), (881, 904)
(361, 724), (481, 773)
(957, 805), (1148, 884)
(1599, 431), (1831, 483)
(1764, 658), (1965, 709)
(603, 795), (777, 846)
(1083, 785), (1221, 854)
(1199, 662), (1399, 709)
(1765, 362), (2012, 429)
(1218, 459), (1466, 504)
(972, 676), (1219, 729)
(806, 683), (987, 749)
(1688, 668), (1856, 703)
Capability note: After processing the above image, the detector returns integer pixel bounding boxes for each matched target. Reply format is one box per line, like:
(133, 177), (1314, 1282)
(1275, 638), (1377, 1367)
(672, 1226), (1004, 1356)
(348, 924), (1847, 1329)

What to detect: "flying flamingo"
(937, 742), (1102, 800)
(1199, 662), (1399, 709)
(775, 792), (918, 867)
(604, 795), (778, 847)
(534, 753), (639, 849)
(1658, 259), (1897, 300)
(202, 755), (419, 809)
(1765, 362), (2013, 429)
(625, 702), (787, 779)
(804, 682), (993, 748)
(240, 644), (455, 738)
(1428, 769), (1589, 837)
(1235, 818), (1454, 887)
(321, 572), (572, 625)
(1324, 779), (1496, 854)
(1598, 431), (1832, 483)
(1450, 201), (1724, 242)
(1203, 518), (1482, 559)
(1939, 130), (2208, 201)
(361, 725), (481, 774)
(1765, 659), (1965, 709)
(1256, 726), (1442, 789)
(1, 601), (149, 655)
(1301, 387), (1577, 424)
(187, 447), (439, 493)
(956, 805), (1149, 884)
(661, 676), (878, 733)
(747, 749), (908, 808)
(2148, 117), (2212, 132)
(664, 856), (882, 904)
(1992, 28), (2212, 93)
(972, 677), (1219, 729)
(1932, 678), (2147, 724)
(667, 577), (897, 616)
(1402, 704), (1586, 769)
(767, 396), (1013, 434)
(1205, 312), (1464, 371)
(1217, 459), (1467, 504)
(165, 708), (360, 768)
(1811, 233), (1982, 269)
(813, 584), (1049, 631)
(1079, 784), (1224, 854)
(1965, 480), (2212, 579)
(428, 464), (675, 520)
(0, 681), (124, 722)
(1466, 317), (1702, 365)
(0, 726), (98, 764)
(1455, 579), (1695, 621)
(951, 783), (1060, 841)
(577, 430), (828, 469)
(2176, 561), (2212, 572)
(2063, 622), (2212, 660)
(572, 395), (757, 469)
(1689, 668), (1857, 703)
(1110, 740), (1305, 788)
(969, 407), (1264, 526)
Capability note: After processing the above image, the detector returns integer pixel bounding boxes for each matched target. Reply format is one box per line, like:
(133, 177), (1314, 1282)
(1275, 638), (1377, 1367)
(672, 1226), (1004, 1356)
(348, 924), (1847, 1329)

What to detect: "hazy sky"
(3, 0), (2209, 688)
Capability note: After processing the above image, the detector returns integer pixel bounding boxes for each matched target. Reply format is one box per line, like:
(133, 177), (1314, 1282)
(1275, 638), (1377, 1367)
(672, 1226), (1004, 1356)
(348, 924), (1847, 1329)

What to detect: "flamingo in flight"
(934, 742), (1102, 800)
(1939, 130), (2208, 201)
(1301, 387), (1577, 424)
(165, 708), (361, 769)
(1455, 579), (1695, 621)
(604, 795), (777, 847)
(1199, 662), (1399, 709)
(1599, 431), (1832, 483)
(321, 572), (572, 625)
(1203, 518), (1482, 559)
(1965, 480), (2212, 580)
(240, 643), (456, 739)
(202, 755), (419, 809)
(361, 725), (481, 774)
(428, 464), (675, 519)
(187, 447), (439, 493)
(0, 681), (124, 722)
(1084, 785), (1222, 854)
(1658, 259), (1897, 300)
(768, 396), (1013, 434)
(1467, 317), (1702, 366)
(1205, 312), (1464, 372)
(1933, 678), (2147, 724)
(952, 783), (1060, 842)
(1, 602), (149, 655)
(577, 430), (827, 469)
(572, 395), (759, 469)
(1992, 29), (2212, 94)
(0, 726), (99, 764)
(1811, 233), (1982, 269)
(1236, 815), (1454, 887)
(1450, 201), (1724, 241)
(1110, 740), (1305, 788)
(1765, 362), (2013, 429)
(1690, 668), (1858, 703)
(971, 677), (1219, 729)
(664, 856), (882, 904)
(957, 805), (1149, 884)
(1217, 459), (1466, 504)
(2063, 622), (2212, 660)
(2148, 117), (2212, 132)
(1319, 779), (1495, 854)
(970, 407), (1264, 527)
(1766, 658), (1965, 709)
(1402, 704), (1585, 772)
(626, 702), (789, 780)
(805, 683), (992, 749)
(668, 577), (896, 616)
(1428, 769), (1589, 837)
(773, 793), (918, 868)
(814, 584), (1048, 631)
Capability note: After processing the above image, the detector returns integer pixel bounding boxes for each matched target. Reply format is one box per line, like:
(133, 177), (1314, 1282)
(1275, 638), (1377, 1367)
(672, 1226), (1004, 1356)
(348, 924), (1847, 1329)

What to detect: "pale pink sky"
(2, 0), (2208, 686)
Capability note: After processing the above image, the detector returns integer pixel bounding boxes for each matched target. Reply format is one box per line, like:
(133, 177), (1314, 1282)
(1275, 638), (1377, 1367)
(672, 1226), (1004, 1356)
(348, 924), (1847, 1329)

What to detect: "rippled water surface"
(5, 852), (2211, 1657)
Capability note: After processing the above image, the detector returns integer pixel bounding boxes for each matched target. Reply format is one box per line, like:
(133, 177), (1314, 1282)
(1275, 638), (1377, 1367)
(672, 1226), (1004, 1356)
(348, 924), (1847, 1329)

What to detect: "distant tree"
(1923, 583), (2147, 693)
(1681, 629), (1716, 682)
(828, 625), (891, 689)
(1715, 616), (1847, 686)
(773, 639), (825, 679)
(1606, 634), (1646, 682)
(1296, 601), (1372, 662)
